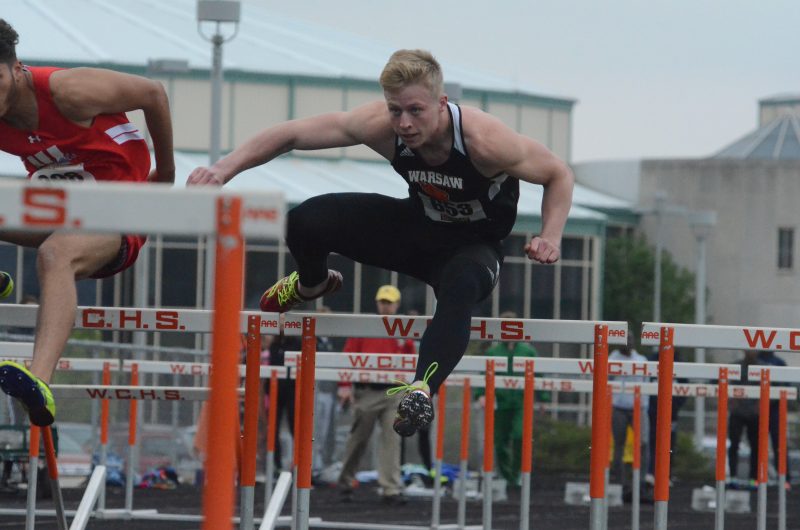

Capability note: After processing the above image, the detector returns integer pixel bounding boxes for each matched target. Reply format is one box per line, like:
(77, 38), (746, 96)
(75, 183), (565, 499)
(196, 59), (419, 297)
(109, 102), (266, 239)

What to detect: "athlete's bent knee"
(35, 240), (76, 277)
(437, 257), (494, 306)
(286, 195), (337, 248)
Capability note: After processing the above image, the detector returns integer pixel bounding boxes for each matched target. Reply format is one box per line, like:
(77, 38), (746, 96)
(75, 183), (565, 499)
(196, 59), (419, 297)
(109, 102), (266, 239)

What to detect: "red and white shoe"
(259, 270), (343, 313)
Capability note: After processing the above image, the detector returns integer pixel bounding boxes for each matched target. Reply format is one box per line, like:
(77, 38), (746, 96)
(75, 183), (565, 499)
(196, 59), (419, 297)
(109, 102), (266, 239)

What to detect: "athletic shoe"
(259, 270), (343, 313)
(388, 363), (438, 437)
(0, 361), (56, 426)
(392, 388), (434, 437)
(0, 272), (13, 299)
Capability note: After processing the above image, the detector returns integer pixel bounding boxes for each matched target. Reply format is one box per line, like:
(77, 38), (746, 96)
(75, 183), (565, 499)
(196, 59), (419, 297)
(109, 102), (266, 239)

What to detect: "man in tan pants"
(337, 285), (416, 504)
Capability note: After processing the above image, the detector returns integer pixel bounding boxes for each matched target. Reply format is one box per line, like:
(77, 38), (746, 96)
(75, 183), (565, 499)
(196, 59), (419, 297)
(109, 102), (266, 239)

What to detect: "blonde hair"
(379, 49), (444, 97)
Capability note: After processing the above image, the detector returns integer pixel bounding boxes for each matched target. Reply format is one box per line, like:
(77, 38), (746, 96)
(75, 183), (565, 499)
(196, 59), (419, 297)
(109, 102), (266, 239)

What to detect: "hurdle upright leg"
(457, 379), (471, 530)
(240, 315), (262, 530)
(715, 367), (729, 530)
(291, 362), (302, 530)
(778, 390), (787, 530)
(631, 387), (641, 530)
(519, 360), (535, 530)
(432, 384), (447, 528)
(653, 327), (675, 530)
(25, 426), (40, 530)
(125, 364), (140, 515)
(202, 196), (244, 530)
(42, 426), (68, 530)
(295, 317), (317, 530)
(588, 325), (609, 530)
(265, 369), (279, 507)
(603, 385), (612, 530)
(98, 362), (111, 515)
(756, 369), (770, 530)
(482, 360), (496, 530)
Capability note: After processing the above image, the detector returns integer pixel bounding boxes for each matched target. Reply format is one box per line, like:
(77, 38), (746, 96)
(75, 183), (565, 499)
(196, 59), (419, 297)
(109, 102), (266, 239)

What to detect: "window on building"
(778, 227), (794, 270)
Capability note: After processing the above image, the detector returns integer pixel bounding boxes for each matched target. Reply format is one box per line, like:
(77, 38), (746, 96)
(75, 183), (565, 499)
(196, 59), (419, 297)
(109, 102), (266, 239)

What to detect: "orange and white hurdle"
(642, 322), (800, 530)
(8, 312), (797, 530)
(0, 179), (284, 530)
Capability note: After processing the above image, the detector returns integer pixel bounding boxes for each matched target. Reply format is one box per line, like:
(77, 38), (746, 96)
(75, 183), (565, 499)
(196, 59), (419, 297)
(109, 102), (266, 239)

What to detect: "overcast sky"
(254, 0), (799, 164)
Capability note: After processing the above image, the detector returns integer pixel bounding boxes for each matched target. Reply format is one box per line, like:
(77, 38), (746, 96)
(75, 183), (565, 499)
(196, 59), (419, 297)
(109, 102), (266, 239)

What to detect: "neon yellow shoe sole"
(0, 361), (56, 426)
(0, 272), (13, 299)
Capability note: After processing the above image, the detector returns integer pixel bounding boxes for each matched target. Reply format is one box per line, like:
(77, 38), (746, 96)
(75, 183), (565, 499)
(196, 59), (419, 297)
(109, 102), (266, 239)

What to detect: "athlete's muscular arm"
(462, 107), (574, 264)
(50, 68), (175, 184)
(187, 100), (395, 186)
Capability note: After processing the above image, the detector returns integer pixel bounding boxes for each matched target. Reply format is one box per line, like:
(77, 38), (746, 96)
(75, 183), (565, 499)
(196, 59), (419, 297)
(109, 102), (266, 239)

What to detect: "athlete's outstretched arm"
(464, 108), (574, 264)
(187, 100), (394, 186)
(51, 68), (175, 184)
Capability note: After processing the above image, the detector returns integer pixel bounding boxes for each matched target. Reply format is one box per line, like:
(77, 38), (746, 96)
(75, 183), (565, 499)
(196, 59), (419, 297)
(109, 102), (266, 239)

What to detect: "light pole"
(690, 210), (717, 448)
(653, 192), (667, 323)
(197, 0), (241, 164)
(196, 3), (242, 529)
(197, 0), (241, 310)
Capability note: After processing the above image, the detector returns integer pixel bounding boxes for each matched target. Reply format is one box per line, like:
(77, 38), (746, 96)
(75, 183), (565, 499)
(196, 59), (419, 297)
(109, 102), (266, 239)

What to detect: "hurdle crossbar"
(0, 180), (284, 238)
(641, 321), (800, 351)
(0, 306), (628, 345)
(43, 373), (795, 402)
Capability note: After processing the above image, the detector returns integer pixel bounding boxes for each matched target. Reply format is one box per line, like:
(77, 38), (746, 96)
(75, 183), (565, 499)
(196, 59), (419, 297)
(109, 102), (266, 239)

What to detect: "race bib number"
(32, 164), (96, 182)
(419, 193), (487, 223)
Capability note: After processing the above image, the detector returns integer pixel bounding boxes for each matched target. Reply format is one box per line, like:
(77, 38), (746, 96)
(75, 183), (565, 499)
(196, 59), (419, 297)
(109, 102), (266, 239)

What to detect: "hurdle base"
(692, 487), (750, 513)
(564, 482), (622, 507)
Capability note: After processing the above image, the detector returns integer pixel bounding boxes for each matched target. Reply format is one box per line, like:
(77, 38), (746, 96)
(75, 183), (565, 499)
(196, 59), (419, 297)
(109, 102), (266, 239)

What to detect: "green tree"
(603, 235), (695, 339)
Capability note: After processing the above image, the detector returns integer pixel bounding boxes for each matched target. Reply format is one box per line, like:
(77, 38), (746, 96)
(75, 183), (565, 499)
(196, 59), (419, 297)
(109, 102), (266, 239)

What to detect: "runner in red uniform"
(0, 19), (175, 426)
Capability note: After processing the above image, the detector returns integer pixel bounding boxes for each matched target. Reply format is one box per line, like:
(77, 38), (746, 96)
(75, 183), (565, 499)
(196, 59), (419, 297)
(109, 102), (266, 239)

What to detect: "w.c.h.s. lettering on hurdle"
(378, 316), (538, 341)
(641, 322), (800, 351)
(20, 187), (76, 228)
(346, 354), (417, 370)
(81, 308), (184, 330)
(83, 388), (185, 401)
(741, 328), (800, 350)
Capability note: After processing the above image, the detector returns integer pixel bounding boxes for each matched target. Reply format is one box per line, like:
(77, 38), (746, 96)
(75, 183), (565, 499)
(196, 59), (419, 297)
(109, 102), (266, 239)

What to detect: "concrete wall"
(638, 159), (800, 330)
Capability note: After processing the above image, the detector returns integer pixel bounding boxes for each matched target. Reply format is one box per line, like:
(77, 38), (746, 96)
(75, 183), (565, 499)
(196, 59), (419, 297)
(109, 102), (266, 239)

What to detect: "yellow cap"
(375, 285), (401, 303)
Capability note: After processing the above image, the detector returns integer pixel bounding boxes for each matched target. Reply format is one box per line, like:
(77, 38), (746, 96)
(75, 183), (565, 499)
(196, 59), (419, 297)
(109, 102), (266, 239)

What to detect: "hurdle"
(16, 337), (774, 529)
(0, 179), (284, 530)
(279, 315), (627, 530)
(1, 310), (292, 526)
(744, 363), (799, 530)
(286, 330), (751, 530)
(0, 346), (296, 526)
(287, 351), (752, 529)
(642, 321), (800, 530)
(4, 333), (747, 529)
(283, 350), (508, 530)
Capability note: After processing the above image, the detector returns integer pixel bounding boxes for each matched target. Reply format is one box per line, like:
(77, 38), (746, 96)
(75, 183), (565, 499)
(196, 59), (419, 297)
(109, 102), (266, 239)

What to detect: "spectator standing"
(337, 285), (415, 504)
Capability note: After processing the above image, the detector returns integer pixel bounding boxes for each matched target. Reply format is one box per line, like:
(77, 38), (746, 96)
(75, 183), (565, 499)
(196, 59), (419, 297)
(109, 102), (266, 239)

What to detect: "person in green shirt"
(475, 311), (548, 486)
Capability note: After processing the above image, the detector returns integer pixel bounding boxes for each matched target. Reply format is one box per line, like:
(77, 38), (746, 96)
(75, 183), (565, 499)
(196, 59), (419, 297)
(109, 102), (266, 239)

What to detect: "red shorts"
(90, 234), (147, 279)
